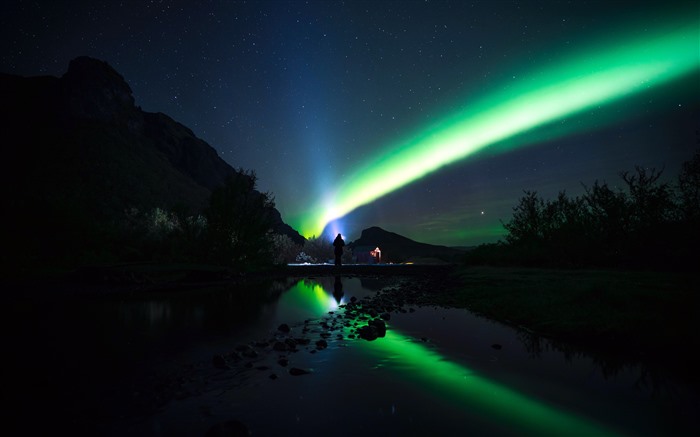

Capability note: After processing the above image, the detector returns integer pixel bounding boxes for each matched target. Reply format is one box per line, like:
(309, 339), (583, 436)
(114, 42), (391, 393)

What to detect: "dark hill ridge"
(349, 226), (465, 263)
(1, 56), (303, 267)
(142, 111), (237, 192)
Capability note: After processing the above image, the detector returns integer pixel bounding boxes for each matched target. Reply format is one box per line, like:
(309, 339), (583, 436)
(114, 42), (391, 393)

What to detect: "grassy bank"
(430, 266), (699, 360)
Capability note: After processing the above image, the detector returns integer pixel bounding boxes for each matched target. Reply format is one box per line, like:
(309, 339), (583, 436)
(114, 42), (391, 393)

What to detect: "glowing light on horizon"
(292, 18), (700, 238)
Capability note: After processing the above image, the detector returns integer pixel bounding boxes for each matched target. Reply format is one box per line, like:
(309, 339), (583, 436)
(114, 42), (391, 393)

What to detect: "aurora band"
(293, 17), (699, 238)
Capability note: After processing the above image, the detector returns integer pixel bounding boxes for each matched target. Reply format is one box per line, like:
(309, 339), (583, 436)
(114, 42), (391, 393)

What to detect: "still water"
(11, 276), (698, 436)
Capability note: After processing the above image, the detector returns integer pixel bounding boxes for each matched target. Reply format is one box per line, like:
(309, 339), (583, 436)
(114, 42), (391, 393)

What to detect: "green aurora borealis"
(292, 16), (700, 239)
(7, 2), (697, 246)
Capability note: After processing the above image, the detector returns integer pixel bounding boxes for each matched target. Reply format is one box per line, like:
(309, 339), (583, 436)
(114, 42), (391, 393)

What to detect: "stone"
(368, 319), (387, 337)
(204, 419), (250, 437)
(242, 349), (258, 358)
(212, 355), (229, 369)
(357, 325), (378, 341)
(273, 341), (288, 352)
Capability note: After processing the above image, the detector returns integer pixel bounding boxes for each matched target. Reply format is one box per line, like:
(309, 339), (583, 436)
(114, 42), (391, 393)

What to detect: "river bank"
(111, 264), (699, 435)
(9, 262), (698, 364)
(8, 263), (699, 435)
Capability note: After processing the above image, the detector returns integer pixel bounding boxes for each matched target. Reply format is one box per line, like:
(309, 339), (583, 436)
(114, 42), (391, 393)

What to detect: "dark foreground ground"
(10, 262), (699, 359)
(12, 261), (699, 372)
(6, 262), (699, 434)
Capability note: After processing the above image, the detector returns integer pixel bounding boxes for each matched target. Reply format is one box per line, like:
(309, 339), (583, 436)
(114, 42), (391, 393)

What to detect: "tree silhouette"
(206, 170), (276, 270)
(472, 150), (700, 270)
(677, 149), (700, 223)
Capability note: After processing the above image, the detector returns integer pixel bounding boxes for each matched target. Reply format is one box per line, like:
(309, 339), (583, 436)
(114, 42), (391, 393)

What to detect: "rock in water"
(212, 355), (229, 369)
(205, 419), (250, 436)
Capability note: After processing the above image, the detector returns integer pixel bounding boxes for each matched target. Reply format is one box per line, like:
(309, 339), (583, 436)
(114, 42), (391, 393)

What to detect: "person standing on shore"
(333, 233), (345, 266)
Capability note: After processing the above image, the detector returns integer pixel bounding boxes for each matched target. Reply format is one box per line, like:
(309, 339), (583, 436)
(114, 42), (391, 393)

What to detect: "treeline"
(465, 150), (700, 270)
(4, 169), (290, 275)
(115, 198), (351, 270)
(72, 168), (349, 272)
(114, 170), (282, 272)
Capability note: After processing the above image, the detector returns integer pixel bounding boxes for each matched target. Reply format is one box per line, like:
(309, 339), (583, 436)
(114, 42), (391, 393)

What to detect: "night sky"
(3, 0), (699, 246)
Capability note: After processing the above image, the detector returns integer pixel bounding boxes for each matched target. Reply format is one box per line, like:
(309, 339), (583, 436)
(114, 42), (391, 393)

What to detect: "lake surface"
(10, 275), (699, 436)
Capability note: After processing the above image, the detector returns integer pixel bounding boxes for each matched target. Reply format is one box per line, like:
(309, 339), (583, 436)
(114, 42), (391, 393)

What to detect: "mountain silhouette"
(0, 56), (303, 269)
(349, 226), (464, 263)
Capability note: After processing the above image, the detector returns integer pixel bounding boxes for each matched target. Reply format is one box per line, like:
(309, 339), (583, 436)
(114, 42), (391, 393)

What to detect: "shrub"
(205, 170), (276, 270)
(471, 150), (700, 270)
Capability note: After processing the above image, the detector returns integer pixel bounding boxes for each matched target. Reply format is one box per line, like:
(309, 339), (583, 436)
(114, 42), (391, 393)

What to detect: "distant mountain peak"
(1, 56), (305, 248)
(358, 226), (413, 243)
(61, 56), (138, 124)
(350, 226), (463, 263)
(64, 56), (132, 95)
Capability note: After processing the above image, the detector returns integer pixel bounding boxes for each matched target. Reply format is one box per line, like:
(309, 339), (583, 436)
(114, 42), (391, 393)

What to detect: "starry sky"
(3, 0), (699, 246)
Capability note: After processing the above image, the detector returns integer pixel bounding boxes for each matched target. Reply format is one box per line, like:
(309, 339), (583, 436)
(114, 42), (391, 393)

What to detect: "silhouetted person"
(333, 275), (344, 304)
(333, 233), (345, 266)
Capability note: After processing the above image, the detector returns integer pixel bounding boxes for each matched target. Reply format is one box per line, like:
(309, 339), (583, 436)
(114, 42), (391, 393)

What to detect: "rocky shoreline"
(14, 263), (696, 435)
(113, 271), (455, 434)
